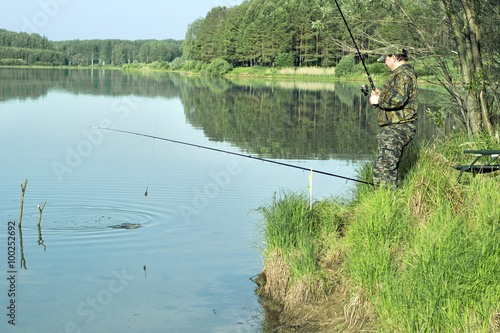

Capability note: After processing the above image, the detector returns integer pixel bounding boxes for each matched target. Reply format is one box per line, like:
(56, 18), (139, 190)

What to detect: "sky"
(1, 0), (245, 41)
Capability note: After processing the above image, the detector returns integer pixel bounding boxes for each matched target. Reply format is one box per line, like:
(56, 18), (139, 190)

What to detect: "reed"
(277, 67), (336, 76)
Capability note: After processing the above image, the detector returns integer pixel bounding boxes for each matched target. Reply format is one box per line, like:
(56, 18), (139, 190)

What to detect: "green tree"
(195, 7), (228, 63)
(394, 0), (495, 138)
(183, 18), (204, 61)
(334, 54), (356, 77)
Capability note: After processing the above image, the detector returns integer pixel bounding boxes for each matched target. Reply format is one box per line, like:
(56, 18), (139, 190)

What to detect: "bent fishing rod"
(93, 127), (374, 186)
(333, 0), (375, 95)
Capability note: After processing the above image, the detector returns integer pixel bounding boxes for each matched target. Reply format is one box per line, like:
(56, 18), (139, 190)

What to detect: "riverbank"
(254, 133), (500, 332)
(0, 63), (437, 86)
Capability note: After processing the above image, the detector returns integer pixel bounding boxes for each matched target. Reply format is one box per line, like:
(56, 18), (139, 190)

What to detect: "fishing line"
(0, 128), (84, 154)
(92, 127), (375, 186)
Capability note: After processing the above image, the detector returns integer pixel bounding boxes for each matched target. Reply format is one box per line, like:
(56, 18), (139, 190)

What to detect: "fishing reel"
(360, 84), (369, 96)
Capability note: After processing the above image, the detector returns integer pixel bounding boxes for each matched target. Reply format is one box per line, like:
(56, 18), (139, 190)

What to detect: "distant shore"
(0, 64), (437, 86)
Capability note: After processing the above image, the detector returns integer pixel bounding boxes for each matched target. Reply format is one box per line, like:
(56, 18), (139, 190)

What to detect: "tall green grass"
(257, 134), (500, 331)
(256, 190), (343, 284)
(345, 137), (500, 332)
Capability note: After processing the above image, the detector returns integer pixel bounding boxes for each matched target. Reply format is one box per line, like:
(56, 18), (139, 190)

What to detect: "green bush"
(33, 61), (53, 67)
(203, 58), (233, 76)
(334, 54), (356, 77)
(148, 61), (168, 70)
(275, 52), (295, 68)
(170, 57), (185, 70)
(186, 60), (203, 72)
(194, 61), (204, 72)
(0, 58), (27, 66)
(368, 62), (387, 74)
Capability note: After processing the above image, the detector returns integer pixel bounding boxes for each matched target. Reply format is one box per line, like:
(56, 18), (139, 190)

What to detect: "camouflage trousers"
(373, 122), (416, 189)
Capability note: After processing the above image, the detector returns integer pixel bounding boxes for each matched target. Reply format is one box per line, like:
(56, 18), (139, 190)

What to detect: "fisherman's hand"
(370, 89), (380, 106)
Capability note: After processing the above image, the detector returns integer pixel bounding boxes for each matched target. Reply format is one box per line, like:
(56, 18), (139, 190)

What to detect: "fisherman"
(369, 45), (418, 189)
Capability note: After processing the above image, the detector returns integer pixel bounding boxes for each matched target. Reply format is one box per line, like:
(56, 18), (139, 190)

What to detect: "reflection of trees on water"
(0, 68), (182, 101)
(1, 68), (448, 160)
(178, 78), (453, 159)
(180, 80), (379, 159)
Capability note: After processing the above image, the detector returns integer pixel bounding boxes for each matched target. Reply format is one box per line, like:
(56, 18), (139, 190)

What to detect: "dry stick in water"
(19, 179), (28, 226)
(37, 200), (47, 226)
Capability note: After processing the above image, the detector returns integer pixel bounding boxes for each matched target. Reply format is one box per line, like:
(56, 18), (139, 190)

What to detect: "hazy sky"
(1, 0), (244, 41)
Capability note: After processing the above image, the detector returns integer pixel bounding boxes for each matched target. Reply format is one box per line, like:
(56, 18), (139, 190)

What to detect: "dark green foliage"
(275, 52), (295, 68)
(0, 29), (51, 49)
(149, 61), (169, 70)
(203, 58), (233, 76)
(187, 0), (341, 68)
(194, 61), (204, 72)
(0, 58), (27, 66)
(0, 29), (182, 67)
(368, 62), (387, 75)
(170, 57), (185, 70)
(0, 45), (65, 66)
(334, 54), (356, 77)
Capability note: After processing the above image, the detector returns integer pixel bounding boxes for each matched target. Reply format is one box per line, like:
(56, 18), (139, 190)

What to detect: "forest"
(0, 29), (182, 67)
(182, 0), (498, 68)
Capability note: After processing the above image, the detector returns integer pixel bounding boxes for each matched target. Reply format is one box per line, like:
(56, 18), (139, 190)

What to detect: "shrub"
(203, 58), (233, 76)
(33, 61), (53, 67)
(334, 54), (356, 77)
(194, 61), (204, 72)
(0, 58), (27, 66)
(368, 62), (387, 74)
(185, 60), (200, 72)
(170, 57), (185, 70)
(275, 52), (295, 68)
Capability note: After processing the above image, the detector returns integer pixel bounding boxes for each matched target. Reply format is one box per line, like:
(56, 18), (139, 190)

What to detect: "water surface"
(0, 68), (443, 332)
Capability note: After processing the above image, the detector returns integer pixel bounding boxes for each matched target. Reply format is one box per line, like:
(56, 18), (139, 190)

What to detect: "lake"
(0, 68), (444, 332)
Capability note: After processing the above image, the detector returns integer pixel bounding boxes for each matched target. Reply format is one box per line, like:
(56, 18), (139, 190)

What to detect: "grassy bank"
(0, 62), (438, 85)
(255, 133), (500, 332)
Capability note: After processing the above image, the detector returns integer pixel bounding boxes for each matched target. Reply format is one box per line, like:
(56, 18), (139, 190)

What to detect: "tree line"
(182, 0), (448, 67)
(0, 29), (182, 67)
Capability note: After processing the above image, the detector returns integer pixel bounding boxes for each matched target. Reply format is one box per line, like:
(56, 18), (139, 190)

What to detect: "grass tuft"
(256, 190), (344, 310)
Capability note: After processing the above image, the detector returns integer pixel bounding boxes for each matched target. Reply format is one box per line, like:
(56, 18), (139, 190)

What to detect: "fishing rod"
(93, 127), (374, 186)
(333, 0), (376, 95)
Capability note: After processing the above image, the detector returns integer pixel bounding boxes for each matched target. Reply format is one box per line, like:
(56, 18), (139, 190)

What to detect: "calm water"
(0, 68), (442, 332)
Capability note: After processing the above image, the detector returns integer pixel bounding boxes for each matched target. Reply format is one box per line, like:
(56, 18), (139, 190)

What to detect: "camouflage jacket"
(377, 63), (418, 126)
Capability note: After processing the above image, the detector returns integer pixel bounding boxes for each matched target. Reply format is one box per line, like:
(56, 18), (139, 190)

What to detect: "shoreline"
(0, 64), (439, 87)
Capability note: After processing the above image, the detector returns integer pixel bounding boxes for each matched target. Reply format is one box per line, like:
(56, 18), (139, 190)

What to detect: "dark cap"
(377, 45), (402, 62)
